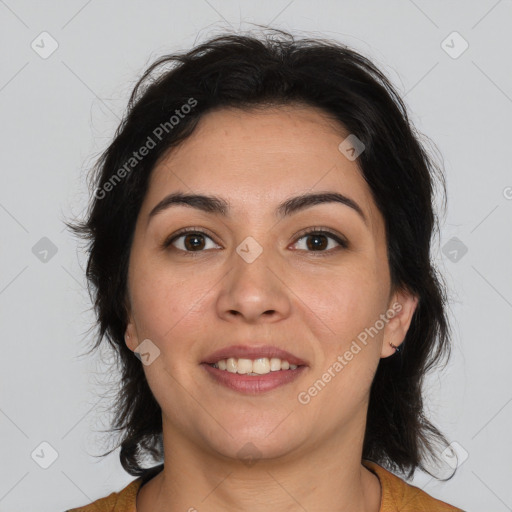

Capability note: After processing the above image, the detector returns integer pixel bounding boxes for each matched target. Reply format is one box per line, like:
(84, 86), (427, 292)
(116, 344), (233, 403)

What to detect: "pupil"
(185, 234), (204, 251)
(307, 234), (327, 251)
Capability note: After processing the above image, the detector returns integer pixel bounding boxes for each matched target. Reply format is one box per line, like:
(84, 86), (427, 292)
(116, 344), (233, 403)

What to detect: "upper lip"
(202, 345), (308, 366)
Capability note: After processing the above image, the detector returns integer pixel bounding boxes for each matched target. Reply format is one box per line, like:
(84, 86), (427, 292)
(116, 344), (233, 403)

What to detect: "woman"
(66, 28), (465, 511)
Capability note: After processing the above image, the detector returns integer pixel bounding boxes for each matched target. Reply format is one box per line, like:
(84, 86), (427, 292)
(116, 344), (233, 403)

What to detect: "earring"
(389, 341), (401, 353)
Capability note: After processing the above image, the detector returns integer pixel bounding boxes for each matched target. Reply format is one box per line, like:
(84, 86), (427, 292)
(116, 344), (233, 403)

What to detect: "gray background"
(1, 1), (511, 511)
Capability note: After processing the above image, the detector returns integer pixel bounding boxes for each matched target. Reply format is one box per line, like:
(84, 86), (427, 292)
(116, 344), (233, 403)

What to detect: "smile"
(201, 360), (307, 394)
(210, 357), (299, 375)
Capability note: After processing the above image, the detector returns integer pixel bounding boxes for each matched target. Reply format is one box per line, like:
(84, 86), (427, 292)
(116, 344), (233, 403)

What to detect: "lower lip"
(201, 363), (307, 394)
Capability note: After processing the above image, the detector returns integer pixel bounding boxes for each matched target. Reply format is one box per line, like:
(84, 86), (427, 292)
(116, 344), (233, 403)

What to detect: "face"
(124, 105), (418, 462)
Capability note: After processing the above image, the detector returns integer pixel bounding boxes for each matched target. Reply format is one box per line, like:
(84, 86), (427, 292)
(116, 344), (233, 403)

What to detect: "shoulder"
(66, 478), (143, 512)
(362, 459), (465, 512)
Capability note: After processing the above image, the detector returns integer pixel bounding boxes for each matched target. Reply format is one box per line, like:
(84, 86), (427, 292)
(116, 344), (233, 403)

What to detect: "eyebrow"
(147, 191), (368, 227)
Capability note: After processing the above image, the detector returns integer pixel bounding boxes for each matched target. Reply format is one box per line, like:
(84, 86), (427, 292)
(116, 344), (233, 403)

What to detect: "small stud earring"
(389, 341), (401, 353)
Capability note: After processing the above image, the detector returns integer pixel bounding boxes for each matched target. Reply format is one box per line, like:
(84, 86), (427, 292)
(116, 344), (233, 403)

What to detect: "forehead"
(142, 105), (381, 232)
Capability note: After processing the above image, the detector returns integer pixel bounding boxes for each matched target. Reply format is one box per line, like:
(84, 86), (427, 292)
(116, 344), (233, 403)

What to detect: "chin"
(202, 420), (307, 464)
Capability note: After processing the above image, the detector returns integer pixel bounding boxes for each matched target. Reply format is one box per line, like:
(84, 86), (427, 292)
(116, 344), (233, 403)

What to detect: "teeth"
(210, 357), (299, 374)
(236, 358), (252, 374)
(269, 358), (281, 371)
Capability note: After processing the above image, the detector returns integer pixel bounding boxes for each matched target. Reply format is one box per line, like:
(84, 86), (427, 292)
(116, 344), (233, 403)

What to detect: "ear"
(123, 293), (139, 353)
(124, 320), (139, 352)
(381, 286), (419, 358)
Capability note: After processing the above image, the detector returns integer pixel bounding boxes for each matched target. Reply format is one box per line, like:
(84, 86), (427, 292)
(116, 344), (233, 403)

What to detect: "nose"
(216, 242), (292, 324)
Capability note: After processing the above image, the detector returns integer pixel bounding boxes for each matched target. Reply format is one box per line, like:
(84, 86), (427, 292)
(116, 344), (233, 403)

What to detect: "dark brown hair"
(66, 27), (457, 482)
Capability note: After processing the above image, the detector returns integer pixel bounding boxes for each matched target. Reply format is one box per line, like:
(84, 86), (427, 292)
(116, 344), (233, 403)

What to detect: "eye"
(292, 228), (348, 253)
(162, 227), (348, 254)
(163, 228), (220, 252)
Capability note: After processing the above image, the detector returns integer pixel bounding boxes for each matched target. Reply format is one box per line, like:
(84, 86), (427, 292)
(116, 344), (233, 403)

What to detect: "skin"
(124, 104), (419, 512)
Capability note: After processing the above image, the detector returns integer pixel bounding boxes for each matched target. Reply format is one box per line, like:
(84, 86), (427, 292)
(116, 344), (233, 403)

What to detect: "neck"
(137, 418), (381, 512)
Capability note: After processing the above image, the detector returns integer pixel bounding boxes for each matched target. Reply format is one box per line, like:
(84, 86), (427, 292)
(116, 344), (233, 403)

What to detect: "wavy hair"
(66, 27), (456, 482)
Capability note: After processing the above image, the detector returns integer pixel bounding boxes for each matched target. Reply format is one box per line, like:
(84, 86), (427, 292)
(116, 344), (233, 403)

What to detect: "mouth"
(202, 344), (308, 367)
(205, 357), (303, 374)
(201, 362), (307, 394)
(201, 345), (308, 394)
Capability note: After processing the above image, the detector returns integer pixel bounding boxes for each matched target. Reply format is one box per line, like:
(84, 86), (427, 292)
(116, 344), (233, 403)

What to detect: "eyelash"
(161, 226), (348, 256)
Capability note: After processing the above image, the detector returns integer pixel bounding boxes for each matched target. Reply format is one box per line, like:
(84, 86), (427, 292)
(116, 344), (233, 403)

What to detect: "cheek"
(296, 268), (385, 410)
(295, 260), (386, 342)
(130, 255), (210, 339)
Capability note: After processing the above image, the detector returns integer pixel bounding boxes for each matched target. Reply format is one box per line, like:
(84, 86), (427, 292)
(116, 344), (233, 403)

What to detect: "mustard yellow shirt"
(66, 459), (465, 511)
